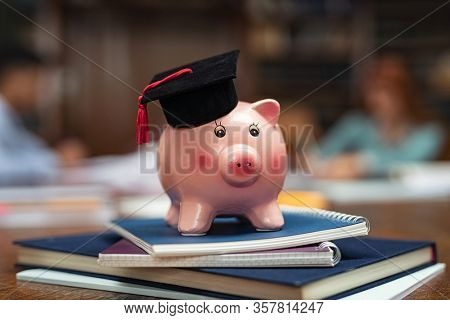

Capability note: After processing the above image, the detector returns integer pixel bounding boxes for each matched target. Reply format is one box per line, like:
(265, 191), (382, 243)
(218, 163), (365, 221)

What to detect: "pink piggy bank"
(158, 99), (288, 235)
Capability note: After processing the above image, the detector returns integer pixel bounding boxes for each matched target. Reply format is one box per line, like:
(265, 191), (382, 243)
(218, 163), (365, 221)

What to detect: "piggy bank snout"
(220, 145), (261, 187)
(231, 156), (258, 174)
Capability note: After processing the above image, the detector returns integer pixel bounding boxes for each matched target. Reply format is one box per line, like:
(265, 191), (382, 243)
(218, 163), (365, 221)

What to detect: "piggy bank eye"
(214, 125), (226, 138)
(249, 123), (260, 137)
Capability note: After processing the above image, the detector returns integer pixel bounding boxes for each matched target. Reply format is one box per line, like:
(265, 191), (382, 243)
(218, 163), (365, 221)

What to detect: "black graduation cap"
(136, 50), (239, 144)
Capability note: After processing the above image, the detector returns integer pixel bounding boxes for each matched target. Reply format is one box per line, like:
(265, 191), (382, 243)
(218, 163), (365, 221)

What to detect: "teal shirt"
(318, 112), (445, 176)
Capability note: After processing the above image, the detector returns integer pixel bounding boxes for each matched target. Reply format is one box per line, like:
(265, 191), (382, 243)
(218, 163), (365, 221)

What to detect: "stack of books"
(14, 205), (444, 299)
(0, 185), (116, 228)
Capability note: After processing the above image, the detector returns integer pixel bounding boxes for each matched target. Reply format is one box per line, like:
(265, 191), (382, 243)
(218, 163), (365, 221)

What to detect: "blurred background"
(0, 0), (449, 226)
(1, 1), (449, 300)
(0, 0), (448, 152)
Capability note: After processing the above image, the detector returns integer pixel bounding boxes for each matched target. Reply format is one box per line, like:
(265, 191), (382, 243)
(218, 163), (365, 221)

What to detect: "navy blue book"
(14, 233), (435, 299)
(108, 206), (370, 256)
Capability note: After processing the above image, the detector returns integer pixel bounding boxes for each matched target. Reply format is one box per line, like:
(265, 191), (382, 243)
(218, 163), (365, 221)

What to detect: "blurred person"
(0, 46), (86, 186)
(313, 54), (445, 179)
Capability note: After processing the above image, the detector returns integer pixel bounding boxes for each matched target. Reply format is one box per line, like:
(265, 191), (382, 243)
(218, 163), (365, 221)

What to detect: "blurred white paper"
(62, 144), (164, 194)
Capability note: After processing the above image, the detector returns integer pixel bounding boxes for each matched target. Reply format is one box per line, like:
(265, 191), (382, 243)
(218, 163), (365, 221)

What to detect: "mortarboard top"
(136, 50), (240, 144)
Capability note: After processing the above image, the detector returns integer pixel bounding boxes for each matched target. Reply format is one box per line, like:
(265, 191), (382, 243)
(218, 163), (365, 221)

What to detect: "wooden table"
(0, 200), (448, 299)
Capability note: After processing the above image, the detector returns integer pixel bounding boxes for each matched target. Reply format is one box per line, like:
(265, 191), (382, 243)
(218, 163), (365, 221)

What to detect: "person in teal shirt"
(314, 54), (446, 179)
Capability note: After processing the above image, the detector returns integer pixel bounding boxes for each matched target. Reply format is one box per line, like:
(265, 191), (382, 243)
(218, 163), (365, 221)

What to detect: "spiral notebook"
(98, 240), (341, 267)
(108, 205), (370, 257)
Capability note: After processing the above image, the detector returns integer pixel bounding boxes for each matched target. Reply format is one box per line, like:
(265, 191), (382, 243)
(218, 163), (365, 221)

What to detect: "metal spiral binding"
(319, 241), (342, 266)
(280, 205), (370, 231)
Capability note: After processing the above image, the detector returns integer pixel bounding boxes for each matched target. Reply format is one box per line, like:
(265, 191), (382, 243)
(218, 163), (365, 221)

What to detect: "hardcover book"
(14, 233), (435, 299)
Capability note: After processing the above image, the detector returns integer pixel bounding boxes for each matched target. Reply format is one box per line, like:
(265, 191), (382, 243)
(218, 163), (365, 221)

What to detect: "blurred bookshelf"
(1, 0), (448, 154)
(245, 0), (450, 129)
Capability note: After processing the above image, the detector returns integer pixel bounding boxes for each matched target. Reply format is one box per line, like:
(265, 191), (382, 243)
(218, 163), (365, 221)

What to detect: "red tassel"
(136, 102), (149, 144)
(135, 67), (193, 145)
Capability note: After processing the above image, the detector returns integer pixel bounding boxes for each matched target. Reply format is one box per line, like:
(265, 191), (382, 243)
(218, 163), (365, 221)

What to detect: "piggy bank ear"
(252, 99), (280, 126)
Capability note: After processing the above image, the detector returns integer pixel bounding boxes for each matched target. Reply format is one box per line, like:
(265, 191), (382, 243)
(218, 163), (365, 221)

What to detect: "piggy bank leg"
(164, 191), (180, 228)
(165, 201), (180, 228)
(246, 201), (284, 231)
(178, 201), (213, 236)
